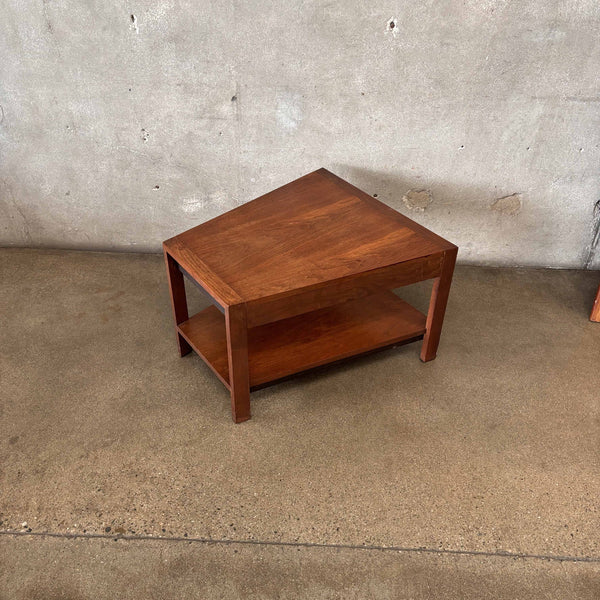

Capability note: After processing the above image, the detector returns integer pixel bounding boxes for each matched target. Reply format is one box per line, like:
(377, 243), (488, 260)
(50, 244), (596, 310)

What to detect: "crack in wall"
(584, 200), (600, 269)
(490, 193), (522, 216)
(41, 0), (61, 57)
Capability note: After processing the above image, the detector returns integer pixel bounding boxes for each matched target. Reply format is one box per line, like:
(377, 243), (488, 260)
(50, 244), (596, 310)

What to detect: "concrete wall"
(1, 1), (599, 268)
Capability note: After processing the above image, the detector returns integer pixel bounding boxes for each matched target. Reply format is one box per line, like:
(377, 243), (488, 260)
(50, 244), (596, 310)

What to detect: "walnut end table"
(163, 169), (457, 422)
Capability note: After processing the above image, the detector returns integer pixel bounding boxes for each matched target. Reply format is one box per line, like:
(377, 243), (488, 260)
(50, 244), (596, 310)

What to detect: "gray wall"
(1, 1), (599, 268)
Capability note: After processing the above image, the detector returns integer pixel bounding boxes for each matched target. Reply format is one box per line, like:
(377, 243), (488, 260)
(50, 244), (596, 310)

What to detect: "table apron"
(244, 253), (444, 328)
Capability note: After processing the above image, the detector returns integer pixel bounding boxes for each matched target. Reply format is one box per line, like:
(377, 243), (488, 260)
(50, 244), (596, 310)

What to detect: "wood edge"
(247, 291), (426, 386)
(224, 303), (251, 422)
(444, 245), (459, 261)
(250, 334), (425, 391)
(591, 283), (600, 322)
(178, 264), (226, 314)
(177, 318), (231, 390)
(419, 246), (457, 363)
(177, 292), (426, 391)
(243, 251), (445, 310)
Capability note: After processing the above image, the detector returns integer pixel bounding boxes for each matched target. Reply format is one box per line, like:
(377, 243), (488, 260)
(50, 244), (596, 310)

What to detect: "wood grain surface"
(177, 292), (426, 389)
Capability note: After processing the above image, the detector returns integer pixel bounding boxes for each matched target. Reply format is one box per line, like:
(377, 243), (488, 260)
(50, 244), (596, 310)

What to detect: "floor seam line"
(1, 530), (598, 564)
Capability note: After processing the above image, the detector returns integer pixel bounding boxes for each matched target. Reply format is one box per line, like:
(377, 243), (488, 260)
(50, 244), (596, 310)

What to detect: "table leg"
(591, 283), (600, 322)
(420, 248), (458, 362)
(164, 251), (192, 357)
(226, 304), (251, 423)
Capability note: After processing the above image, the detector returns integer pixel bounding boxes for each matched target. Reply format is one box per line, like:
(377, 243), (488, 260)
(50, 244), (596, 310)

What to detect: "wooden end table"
(163, 169), (457, 422)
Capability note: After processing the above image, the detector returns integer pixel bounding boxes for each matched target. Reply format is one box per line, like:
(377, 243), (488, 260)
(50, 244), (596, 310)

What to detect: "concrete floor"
(1, 248), (599, 598)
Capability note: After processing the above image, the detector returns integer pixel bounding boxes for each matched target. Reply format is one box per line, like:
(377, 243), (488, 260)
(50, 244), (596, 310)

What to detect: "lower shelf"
(177, 291), (426, 390)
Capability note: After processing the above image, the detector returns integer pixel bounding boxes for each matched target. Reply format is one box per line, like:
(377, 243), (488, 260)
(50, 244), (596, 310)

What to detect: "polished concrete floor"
(1, 248), (599, 598)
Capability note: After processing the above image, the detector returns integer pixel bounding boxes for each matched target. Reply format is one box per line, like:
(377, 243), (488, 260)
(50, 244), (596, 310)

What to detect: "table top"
(163, 168), (456, 305)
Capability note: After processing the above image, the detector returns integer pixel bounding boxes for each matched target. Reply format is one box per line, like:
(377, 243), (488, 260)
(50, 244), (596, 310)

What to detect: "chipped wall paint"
(386, 17), (399, 37)
(181, 191), (227, 215)
(490, 193), (522, 216)
(180, 197), (204, 214)
(402, 189), (433, 212)
(129, 13), (139, 34)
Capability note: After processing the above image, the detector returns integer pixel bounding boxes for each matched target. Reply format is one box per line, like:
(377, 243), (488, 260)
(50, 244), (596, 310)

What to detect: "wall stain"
(42, 0), (54, 34)
(490, 193), (522, 216)
(402, 189), (432, 212)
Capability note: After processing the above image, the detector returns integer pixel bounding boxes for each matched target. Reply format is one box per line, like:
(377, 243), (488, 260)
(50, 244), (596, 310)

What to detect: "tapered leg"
(591, 284), (600, 322)
(164, 250), (192, 356)
(225, 304), (251, 423)
(420, 248), (458, 362)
